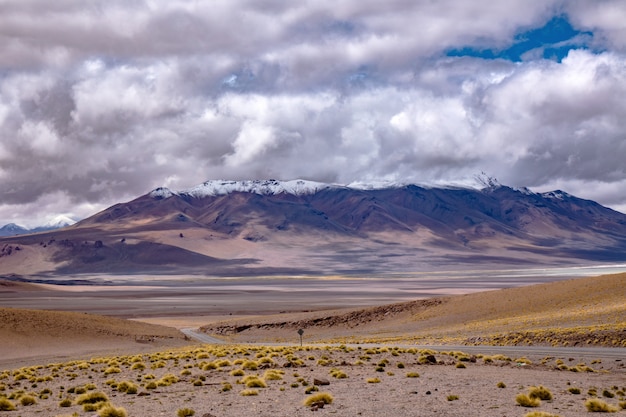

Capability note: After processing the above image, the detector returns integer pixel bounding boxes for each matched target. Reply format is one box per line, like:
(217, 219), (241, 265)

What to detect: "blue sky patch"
(447, 15), (594, 62)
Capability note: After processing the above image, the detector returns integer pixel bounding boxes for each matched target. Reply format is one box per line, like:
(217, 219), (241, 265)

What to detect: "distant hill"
(1, 179), (626, 276)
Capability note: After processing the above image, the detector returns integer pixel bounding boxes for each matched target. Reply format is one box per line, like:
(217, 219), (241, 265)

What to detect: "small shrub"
(585, 398), (618, 412)
(230, 369), (245, 377)
(367, 377), (381, 383)
(523, 412), (561, 417)
(303, 392), (333, 407)
(516, 393), (541, 407)
(568, 387), (581, 394)
(177, 408), (195, 417)
(406, 372), (420, 378)
(240, 389), (258, 396)
(447, 395), (459, 401)
(221, 382), (232, 392)
(455, 362), (466, 369)
(497, 381), (507, 388)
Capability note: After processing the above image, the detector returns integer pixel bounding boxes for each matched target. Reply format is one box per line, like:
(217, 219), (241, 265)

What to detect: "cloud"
(0, 1), (625, 226)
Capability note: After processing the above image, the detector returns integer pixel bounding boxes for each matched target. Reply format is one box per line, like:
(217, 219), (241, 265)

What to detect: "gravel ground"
(1, 344), (624, 417)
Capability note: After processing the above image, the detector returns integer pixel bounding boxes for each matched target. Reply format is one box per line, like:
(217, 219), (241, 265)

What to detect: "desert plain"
(0, 267), (625, 416)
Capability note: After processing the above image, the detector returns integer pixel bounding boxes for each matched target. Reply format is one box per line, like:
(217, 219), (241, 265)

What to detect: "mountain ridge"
(1, 179), (626, 276)
(0, 216), (76, 237)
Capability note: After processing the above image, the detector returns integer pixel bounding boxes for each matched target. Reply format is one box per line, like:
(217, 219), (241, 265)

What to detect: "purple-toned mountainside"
(2, 180), (626, 276)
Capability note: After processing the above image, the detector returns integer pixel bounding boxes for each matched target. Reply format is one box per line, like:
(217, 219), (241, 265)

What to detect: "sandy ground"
(0, 344), (624, 417)
(0, 307), (189, 369)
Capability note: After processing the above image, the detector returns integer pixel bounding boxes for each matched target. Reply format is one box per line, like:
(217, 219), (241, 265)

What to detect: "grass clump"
(240, 389), (258, 396)
(516, 393), (541, 407)
(367, 377), (381, 383)
(523, 412), (561, 417)
(116, 381), (138, 394)
(497, 381), (507, 388)
(20, 394), (37, 406)
(406, 372), (420, 378)
(0, 397), (16, 411)
(98, 404), (128, 417)
(330, 369), (348, 379)
(242, 375), (267, 388)
(263, 370), (284, 381)
(529, 386), (553, 401)
(303, 392), (333, 407)
(447, 394), (459, 401)
(59, 398), (73, 407)
(568, 387), (581, 394)
(585, 398), (618, 412)
(76, 391), (109, 405)
(103, 367), (121, 375)
(130, 362), (146, 371)
(177, 408), (195, 417)
(602, 389), (615, 398)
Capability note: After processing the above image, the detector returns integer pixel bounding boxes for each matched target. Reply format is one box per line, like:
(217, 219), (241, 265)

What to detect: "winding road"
(181, 328), (227, 344)
(180, 328), (625, 361)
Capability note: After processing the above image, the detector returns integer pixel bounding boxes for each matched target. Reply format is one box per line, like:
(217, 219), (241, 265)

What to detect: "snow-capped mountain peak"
(41, 215), (76, 229)
(151, 179), (336, 199)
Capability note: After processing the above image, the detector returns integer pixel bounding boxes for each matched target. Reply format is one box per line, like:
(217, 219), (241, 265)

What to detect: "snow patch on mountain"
(150, 187), (176, 199)
(147, 178), (561, 201)
(541, 190), (573, 200)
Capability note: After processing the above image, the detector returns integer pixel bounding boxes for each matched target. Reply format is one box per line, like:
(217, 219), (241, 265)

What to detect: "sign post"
(297, 329), (304, 346)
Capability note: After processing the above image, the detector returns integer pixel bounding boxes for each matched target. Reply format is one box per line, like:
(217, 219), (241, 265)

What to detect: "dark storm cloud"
(1, 0), (625, 226)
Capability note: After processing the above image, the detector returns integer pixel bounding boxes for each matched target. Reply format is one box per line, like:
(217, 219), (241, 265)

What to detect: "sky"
(1, 0), (626, 227)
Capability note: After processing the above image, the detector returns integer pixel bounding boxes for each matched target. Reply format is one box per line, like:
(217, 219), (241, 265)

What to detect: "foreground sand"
(1, 343), (624, 417)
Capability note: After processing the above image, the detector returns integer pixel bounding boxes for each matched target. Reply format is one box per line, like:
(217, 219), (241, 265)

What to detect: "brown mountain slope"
(201, 273), (626, 347)
(2, 181), (626, 276)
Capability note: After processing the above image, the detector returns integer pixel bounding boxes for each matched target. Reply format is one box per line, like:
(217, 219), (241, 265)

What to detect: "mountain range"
(1, 179), (626, 277)
(0, 216), (76, 237)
